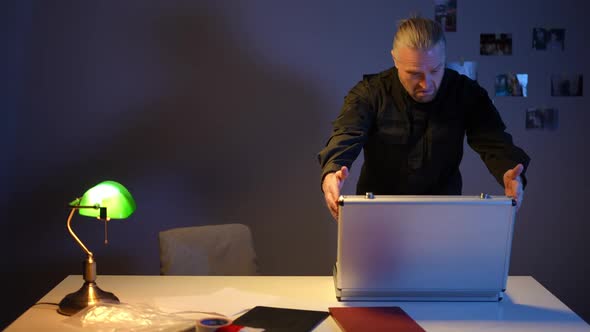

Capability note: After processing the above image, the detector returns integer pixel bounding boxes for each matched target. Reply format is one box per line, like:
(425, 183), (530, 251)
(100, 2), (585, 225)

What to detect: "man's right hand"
(322, 166), (349, 221)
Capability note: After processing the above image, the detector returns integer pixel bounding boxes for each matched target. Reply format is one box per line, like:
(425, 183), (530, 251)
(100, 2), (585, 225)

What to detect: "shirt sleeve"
(463, 78), (531, 188)
(317, 79), (376, 187)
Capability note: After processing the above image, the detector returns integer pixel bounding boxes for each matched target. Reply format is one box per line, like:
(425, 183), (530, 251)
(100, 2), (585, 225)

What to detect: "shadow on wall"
(2, 2), (333, 329)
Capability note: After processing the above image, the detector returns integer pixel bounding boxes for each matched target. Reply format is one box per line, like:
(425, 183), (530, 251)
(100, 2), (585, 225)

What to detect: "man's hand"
(503, 163), (524, 211)
(322, 166), (349, 221)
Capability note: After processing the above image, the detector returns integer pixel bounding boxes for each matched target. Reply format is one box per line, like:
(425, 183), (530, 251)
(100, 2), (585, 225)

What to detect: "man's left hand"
(503, 164), (524, 211)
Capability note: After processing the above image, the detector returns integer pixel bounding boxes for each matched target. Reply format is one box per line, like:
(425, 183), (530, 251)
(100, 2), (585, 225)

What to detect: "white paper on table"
(153, 287), (279, 318)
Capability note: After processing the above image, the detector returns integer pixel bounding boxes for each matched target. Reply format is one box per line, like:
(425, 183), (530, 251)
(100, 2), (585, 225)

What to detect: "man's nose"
(419, 74), (431, 90)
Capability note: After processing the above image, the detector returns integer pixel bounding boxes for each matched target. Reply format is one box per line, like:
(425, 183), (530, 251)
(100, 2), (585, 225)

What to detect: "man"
(318, 17), (530, 221)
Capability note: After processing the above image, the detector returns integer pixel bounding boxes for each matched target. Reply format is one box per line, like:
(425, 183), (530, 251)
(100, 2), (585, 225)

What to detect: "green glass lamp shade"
(73, 180), (136, 219)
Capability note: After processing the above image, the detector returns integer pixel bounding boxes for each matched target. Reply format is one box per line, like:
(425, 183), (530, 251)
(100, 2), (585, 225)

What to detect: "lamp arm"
(66, 208), (93, 258)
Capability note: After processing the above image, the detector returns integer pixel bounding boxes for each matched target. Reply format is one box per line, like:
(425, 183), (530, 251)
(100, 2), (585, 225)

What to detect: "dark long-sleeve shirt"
(318, 67), (530, 195)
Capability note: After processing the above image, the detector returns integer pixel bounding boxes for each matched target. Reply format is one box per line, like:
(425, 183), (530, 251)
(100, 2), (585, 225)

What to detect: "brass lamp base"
(58, 281), (120, 316)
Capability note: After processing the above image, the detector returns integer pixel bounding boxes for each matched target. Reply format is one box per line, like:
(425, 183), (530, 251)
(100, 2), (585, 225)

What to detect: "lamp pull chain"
(104, 219), (109, 244)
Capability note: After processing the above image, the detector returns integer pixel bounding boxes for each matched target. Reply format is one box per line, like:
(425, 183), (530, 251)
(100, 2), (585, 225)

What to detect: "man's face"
(392, 42), (446, 103)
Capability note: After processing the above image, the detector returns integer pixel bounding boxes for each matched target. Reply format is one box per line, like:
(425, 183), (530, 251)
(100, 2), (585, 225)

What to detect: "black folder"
(232, 306), (329, 332)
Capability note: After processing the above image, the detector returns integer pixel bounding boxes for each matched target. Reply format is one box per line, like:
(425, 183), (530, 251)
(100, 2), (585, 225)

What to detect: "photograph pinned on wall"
(480, 33), (512, 55)
(495, 73), (528, 97)
(447, 60), (477, 80)
(532, 28), (565, 51)
(434, 0), (457, 32)
(551, 74), (583, 96)
(526, 108), (558, 130)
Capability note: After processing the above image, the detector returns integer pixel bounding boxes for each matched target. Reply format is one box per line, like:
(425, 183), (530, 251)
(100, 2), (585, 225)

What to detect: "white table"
(6, 275), (589, 331)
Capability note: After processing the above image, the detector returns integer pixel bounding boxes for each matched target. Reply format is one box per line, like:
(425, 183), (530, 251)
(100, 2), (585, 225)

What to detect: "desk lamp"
(58, 180), (136, 316)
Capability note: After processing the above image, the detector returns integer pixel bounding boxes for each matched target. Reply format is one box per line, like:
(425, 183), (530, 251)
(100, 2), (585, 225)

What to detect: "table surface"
(6, 275), (589, 331)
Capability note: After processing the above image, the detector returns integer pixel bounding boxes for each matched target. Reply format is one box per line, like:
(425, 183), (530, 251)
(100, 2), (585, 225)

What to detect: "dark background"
(2, 0), (588, 328)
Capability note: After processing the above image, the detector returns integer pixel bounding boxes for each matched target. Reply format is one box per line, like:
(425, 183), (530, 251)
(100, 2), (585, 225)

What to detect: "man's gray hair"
(392, 16), (446, 57)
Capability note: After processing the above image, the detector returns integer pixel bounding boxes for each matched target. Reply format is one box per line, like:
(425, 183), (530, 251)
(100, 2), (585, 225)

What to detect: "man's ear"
(390, 49), (396, 66)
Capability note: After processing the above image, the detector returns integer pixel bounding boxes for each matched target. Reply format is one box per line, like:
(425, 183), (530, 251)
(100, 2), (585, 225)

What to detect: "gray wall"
(2, 0), (588, 328)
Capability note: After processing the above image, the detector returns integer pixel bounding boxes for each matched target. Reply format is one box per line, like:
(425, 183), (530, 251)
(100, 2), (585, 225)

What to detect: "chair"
(158, 223), (258, 275)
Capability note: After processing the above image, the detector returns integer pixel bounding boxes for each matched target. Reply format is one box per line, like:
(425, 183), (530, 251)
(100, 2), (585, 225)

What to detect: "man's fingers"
(323, 167), (348, 222)
(325, 193), (339, 221)
(503, 169), (524, 211)
(323, 180), (340, 221)
(505, 181), (522, 198)
(503, 164), (524, 202)
(516, 190), (524, 211)
(511, 189), (523, 211)
(330, 204), (339, 221)
(326, 191), (337, 210)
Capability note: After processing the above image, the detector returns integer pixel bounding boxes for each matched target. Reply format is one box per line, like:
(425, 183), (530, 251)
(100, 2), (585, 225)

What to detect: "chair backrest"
(158, 223), (258, 275)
